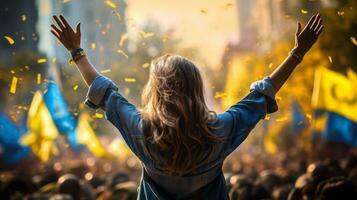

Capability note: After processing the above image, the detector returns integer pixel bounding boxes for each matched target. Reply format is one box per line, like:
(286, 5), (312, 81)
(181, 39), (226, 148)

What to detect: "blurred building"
(0, 0), (39, 65)
(37, 0), (127, 68)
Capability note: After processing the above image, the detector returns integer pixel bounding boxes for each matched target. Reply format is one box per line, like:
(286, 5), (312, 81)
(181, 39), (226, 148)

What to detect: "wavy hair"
(140, 54), (222, 175)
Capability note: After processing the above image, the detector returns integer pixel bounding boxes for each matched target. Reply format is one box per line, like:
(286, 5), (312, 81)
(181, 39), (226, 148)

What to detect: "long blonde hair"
(140, 54), (221, 175)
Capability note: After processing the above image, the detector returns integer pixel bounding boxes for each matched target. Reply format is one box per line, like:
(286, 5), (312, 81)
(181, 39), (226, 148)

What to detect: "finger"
(306, 14), (317, 28)
(310, 13), (320, 30)
(295, 22), (302, 36)
(316, 25), (324, 36)
(314, 18), (322, 32)
(76, 23), (81, 35)
(51, 24), (62, 34)
(51, 30), (61, 41)
(59, 15), (74, 32)
(53, 15), (66, 31)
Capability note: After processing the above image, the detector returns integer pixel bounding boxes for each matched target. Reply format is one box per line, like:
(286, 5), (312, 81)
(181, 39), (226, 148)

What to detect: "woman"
(51, 13), (323, 199)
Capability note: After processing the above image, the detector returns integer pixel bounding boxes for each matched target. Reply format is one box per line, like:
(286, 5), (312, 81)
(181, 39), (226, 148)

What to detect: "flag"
(292, 101), (307, 133)
(43, 80), (80, 150)
(0, 113), (30, 164)
(108, 138), (133, 159)
(312, 67), (357, 146)
(20, 91), (59, 162)
(312, 67), (357, 123)
(76, 113), (112, 159)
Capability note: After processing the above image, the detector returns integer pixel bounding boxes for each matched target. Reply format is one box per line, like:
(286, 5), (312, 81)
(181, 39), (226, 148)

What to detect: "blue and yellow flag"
(76, 113), (112, 159)
(312, 67), (357, 123)
(20, 91), (59, 162)
(43, 80), (80, 150)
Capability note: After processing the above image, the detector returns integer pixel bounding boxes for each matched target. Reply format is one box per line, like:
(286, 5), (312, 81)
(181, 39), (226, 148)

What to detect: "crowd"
(1, 146), (357, 200)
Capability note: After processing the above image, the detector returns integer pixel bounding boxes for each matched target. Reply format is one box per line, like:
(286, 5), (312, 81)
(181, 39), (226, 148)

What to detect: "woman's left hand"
(294, 13), (324, 55)
(51, 15), (81, 53)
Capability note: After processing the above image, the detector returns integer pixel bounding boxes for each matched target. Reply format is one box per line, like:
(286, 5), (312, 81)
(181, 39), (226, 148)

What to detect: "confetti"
(52, 57), (57, 64)
(73, 84), (78, 91)
(306, 113), (312, 120)
(200, 9), (207, 14)
(351, 37), (357, 46)
(100, 69), (112, 73)
(328, 56), (333, 63)
(10, 70), (15, 74)
(4, 36), (15, 45)
(21, 15), (27, 22)
(276, 116), (288, 122)
(139, 31), (155, 38)
(91, 42), (96, 49)
(10, 76), (18, 94)
(63, 0), (71, 3)
(301, 9), (308, 14)
(337, 11), (345, 16)
(105, 0), (118, 9)
(268, 63), (273, 68)
(214, 92), (227, 99)
(124, 78), (136, 83)
(37, 73), (41, 84)
(142, 63), (150, 69)
(264, 115), (271, 120)
(119, 33), (128, 47)
(117, 49), (128, 58)
(37, 58), (47, 63)
(112, 10), (121, 20)
(95, 113), (104, 118)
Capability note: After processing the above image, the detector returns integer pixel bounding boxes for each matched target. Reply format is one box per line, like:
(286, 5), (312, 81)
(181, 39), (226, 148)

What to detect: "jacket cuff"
(250, 76), (278, 113)
(84, 75), (118, 109)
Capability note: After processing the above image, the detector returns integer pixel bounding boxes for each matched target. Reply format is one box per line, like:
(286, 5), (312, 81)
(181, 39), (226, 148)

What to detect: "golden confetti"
(4, 36), (15, 45)
(100, 69), (112, 74)
(95, 113), (104, 118)
(105, 0), (118, 9)
(91, 42), (96, 49)
(276, 116), (288, 122)
(306, 113), (312, 120)
(139, 31), (155, 38)
(119, 33), (128, 47)
(37, 73), (41, 84)
(63, 0), (71, 3)
(301, 9), (308, 14)
(268, 63), (273, 68)
(21, 15), (27, 22)
(264, 115), (271, 120)
(10, 70), (15, 74)
(124, 78), (136, 83)
(200, 9), (207, 14)
(214, 92), (227, 99)
(10, 76), (18, 94)
(52, 57), (57, 64)
(112, 10), (121, 20)
(328, 56), (333, 63)
(37, 58), (47, 63)
(351, 37), (357, 46)
(142, 62), (150, 69)
(117, 49), (128, 58)
(73, 84), (78, 91)
(337, 11), (345, 16)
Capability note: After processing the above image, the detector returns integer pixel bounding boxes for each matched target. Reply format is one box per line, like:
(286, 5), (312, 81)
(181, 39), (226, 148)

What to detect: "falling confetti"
(142, 63), (150, 69)
(112, 10), (121, 20)
(10, 76), (18, 94)
(95, 113), (104, 118)
(301, 9), (308, 14)
(73, 85), (78, 91)
(214, 92), (227, 99)
(4, 36), (15, 45)
(268, 63), (273, 69)
(105, 0), (118, 9)
(276, 116), (288, 122)
(328, 56), (333, 63)
(100, 69), (111, 74)
(117, 49), (128, 59)
(63, 0), (71, 3)
(200, 9), (207, 14)
(21, 15), (27, 22)
(37, 73), (41, 84)
(91, 42), (96, 49)
(139, 31), (155, 38)
(37, 58), (47, 63)
(337, 11), (345, 16)
(351, 37), (357, 46)
(306, 113), (312, 120)
(119, 33), (128, 47)
(124, 78), (136, 83)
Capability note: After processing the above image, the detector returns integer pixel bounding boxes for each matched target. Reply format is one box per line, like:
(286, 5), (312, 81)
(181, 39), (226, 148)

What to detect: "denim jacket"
(85, 75), (278, 199)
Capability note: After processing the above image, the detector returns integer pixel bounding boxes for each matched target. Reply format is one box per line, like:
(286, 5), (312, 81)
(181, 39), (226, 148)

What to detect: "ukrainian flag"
(312, 67), (357, 146)
(20, 91), (59, 162)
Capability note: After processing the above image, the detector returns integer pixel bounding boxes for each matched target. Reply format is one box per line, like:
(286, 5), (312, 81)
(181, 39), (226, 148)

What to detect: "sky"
(126, 0), (239, 67)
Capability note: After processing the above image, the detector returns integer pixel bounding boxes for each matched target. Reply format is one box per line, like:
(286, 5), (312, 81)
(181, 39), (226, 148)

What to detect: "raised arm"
(50, 15), (98, 86)
(269, 13), (324, 92)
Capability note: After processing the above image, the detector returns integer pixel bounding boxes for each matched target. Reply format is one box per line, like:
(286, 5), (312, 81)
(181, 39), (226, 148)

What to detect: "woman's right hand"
(294, 13), (324, 56)
(51, 15), (82, 53)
